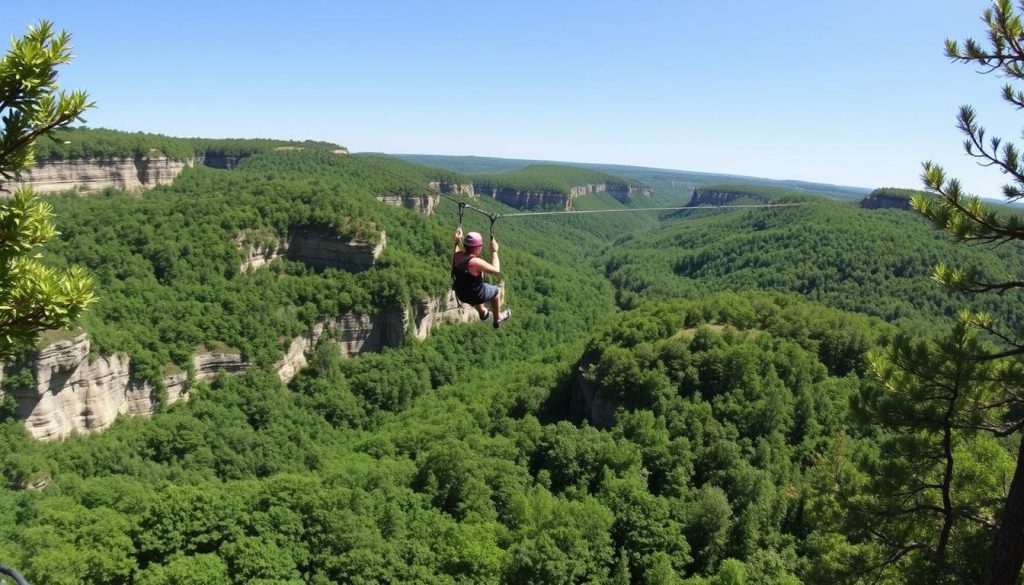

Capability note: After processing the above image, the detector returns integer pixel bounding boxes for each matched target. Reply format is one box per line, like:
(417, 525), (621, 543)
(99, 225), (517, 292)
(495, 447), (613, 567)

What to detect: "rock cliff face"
(374, 181), (474, 215)
(2, 290), (478, 440)
(429, 181), (475, 197)
(375, 194), (439, 215)
(479, 187), (573, 211)
(569, 183), (649, 205)
(288, 231), (387, 272)
(236, 230), (386, 273)
(0, 151), (275, 197)
(477, 183), (645, 211)
(688, 189), (769, 206)
(569, 355), (618, 429)
(274, 290), (477, 383)
(0, 157), (193, 196)
(237, 234), (289, 272)
(568, 183), (610, 198)
(625, 185), (653, 203)
(860, 194), (912, 210)
(410, 290), (479, 340)
(2, 334), (187, 441)
(193, 350), (250, 380)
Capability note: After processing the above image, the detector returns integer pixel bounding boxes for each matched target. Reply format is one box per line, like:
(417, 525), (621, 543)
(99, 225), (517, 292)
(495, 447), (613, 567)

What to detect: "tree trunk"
(983, 436), (1024, 585)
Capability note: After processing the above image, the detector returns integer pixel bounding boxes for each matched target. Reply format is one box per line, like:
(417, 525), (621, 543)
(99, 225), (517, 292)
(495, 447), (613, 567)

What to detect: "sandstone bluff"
(1, 291), (477, 441)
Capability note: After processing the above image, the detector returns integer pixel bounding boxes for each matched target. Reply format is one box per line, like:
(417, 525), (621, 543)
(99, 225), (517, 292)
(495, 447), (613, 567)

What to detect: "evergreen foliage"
(901, 1), (1024, 581)
(0, 21), (95, 359)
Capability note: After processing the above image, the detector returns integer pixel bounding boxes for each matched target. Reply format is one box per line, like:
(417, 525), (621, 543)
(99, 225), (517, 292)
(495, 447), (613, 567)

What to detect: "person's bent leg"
(473, 304), (488, 320)
(489, 288), (502, 325)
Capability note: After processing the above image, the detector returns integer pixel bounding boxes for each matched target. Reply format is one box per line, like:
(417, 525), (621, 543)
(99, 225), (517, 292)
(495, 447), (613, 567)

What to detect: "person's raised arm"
(489, 237), (500, 274)
(453, 228), (464, 256)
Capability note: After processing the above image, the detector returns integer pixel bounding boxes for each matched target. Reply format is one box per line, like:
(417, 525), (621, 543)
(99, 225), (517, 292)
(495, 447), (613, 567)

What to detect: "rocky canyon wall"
(1, 291), (477, 441)
(236, 230), (387, 273)
(0, 157), (193, 196)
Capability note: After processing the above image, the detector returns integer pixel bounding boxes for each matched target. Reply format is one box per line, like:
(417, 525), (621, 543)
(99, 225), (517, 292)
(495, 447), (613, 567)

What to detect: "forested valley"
(0, 130), (1022, 585)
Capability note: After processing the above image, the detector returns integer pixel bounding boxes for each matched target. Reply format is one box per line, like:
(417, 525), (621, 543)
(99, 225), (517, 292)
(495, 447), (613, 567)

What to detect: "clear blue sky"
(6, 1), (1020, 196)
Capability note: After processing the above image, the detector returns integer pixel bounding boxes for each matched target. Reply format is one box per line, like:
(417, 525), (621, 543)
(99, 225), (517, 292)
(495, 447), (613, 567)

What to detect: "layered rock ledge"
(236, 230), (387, 273)
(0, 156), (193, 196)
(478, 182), (642, 211)
(688, 188), (771, 207)
(1, 291), (477, 441)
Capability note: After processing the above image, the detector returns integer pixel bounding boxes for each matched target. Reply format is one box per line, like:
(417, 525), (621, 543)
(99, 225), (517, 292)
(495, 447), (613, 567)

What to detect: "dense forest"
(32, 127), (347, 161)
(1, 144), (1022, 585)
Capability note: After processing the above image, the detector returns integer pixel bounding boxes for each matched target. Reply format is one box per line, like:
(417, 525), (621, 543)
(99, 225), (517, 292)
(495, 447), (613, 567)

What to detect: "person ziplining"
(358, 158), (808, 333)
(452, 227), (511, 328)
(439, 192), (808, 330)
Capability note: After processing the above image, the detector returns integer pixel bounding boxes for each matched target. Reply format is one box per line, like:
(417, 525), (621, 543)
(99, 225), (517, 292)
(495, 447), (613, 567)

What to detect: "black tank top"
(452, 253), (485, 303)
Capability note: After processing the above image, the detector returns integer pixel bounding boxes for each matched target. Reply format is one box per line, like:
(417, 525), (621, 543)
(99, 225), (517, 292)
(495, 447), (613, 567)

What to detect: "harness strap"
(453, 254), (473, 273)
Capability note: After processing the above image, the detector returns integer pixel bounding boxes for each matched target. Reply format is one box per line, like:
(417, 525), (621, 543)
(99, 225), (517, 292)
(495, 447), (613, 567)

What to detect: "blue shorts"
(457, 283), (500, 305)
(478, 283), (500, 303)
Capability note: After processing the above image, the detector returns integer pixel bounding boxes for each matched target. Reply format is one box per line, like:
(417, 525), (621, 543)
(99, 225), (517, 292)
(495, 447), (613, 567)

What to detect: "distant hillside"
(603, 195), (1024, 328)
(392, 153), (872, 204)
(688, 183), (819, 206)
(35, 127), (347, 161)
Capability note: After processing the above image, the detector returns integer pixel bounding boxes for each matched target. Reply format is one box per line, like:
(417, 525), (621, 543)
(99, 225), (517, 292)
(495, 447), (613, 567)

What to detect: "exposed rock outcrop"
(274, 290), (477, 383)
(374, 181), (475, 215)
(2, 290), (479, 439)
(288, 230), (387, 272)
(477, 182), (646, 211)
(570, 183), (649, 205)
(409, 290), (479, 340)
(478, 187), (574, 211)
(569, 355), (618, 429)
(375, 194), (439, 215)
(2, 334), (187, 441)
(688, 188), (770, 207)
(625, 184), (653, 203)
(236, 233), (289, 272)
(0, 156), (193, 196)
(429, 181), (476, 197)
(193, 349), (250, 380)
(236, 230), (386, 273)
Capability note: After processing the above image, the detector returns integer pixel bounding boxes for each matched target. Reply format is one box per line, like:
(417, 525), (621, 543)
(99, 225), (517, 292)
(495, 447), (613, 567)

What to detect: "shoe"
(479, 309), (491, 321)
(493, 309), (511, 328)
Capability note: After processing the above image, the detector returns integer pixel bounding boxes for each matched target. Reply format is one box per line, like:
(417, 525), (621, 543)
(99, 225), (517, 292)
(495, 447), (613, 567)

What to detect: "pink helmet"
(464, 231), (483, 247)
